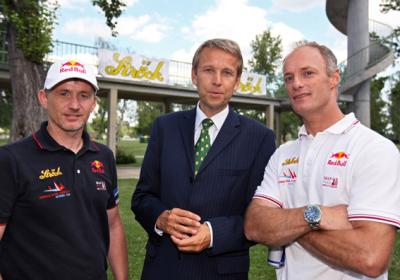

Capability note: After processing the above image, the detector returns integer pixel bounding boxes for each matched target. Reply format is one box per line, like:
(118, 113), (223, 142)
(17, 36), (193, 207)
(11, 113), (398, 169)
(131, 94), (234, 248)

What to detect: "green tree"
(370, 77), (390, 136)
(233, 107), (265, 124)
(388, 77), (400, 142)
(0, 89), (12, 133)
(117, 99), (136, 140)
(135, 101), (163, 136)
(380, 0), (400, 59)
(280, 111), (301, 142)
(248, 29), (282, 86)
(248, 31), (301, 142)
(0, 0), (126, 141)
(274, 81), (301, 142)
(90, 97), (108, 140)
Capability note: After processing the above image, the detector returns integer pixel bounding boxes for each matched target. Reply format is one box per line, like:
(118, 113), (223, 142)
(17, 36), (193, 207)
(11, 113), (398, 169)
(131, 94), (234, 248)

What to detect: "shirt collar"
(195, 102), (229, 131)
(298, 113), (359, 138)
(33, 121), (98, 153)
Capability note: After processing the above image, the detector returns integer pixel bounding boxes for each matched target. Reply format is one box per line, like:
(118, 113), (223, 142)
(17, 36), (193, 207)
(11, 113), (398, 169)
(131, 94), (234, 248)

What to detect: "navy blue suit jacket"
(131, 108), (275, 280)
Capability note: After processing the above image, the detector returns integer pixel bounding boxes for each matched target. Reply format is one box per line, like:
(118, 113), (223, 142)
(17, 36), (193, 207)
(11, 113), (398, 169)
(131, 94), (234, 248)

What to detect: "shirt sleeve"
(253, 149), (283, 208)
(347, 140), (400, 228)
(0, 147), (19, 223)
(106, 150), (119, 209)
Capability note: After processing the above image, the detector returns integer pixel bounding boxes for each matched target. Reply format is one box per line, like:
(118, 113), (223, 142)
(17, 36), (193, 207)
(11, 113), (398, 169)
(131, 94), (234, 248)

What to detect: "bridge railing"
(0, 28), (7, 65)
(0, 38), (196, 88)
(47, 40), (195, 88)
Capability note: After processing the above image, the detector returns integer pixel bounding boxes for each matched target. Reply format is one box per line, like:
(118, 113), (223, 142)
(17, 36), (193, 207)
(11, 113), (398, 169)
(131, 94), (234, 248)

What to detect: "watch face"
(305, 205), (321, 223)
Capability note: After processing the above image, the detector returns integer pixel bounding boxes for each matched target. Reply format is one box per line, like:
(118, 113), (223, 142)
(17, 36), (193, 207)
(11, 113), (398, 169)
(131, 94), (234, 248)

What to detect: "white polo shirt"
(254, 113), (400, 280)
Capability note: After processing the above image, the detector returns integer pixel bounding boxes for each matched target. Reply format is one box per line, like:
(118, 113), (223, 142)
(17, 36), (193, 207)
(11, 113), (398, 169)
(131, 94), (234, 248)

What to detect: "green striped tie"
(194, 118), (214, 175)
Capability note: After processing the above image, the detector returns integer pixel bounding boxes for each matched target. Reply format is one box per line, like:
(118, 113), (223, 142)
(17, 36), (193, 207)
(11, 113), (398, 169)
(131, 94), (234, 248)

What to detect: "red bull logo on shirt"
(60, 60), (86, 74)
(327, 151), (349, 167)
(91, 160), (105, 173)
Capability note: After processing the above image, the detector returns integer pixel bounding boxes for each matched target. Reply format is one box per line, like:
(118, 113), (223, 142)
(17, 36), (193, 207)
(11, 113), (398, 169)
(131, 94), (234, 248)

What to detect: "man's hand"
(156, 208), (201, 239)
(319, 204), (352, 231)
(171, 223), (211, 253)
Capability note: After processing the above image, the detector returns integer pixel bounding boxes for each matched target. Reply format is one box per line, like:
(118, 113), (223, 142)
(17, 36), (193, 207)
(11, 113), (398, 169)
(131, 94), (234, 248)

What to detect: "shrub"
(116, 147), (137, 164)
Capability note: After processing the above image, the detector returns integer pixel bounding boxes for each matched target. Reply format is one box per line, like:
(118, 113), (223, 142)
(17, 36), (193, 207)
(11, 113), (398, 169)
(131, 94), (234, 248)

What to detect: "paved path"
(117, 166), (141, 179)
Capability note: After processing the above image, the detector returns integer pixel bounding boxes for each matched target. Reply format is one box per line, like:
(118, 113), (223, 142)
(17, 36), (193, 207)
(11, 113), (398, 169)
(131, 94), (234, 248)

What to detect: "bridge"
(0, 39), (287, 153)
(0, 0), (396, 153)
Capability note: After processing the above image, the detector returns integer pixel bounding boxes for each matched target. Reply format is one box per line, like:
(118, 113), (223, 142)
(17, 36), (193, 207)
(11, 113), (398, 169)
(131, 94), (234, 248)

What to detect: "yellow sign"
(237, 72), (267, 95)
(99, 49), (169, 84)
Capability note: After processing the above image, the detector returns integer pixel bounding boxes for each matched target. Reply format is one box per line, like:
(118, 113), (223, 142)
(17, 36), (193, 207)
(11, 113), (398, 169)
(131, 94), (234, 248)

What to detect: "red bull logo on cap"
(91, 160), (105, 173)
(327, 151), (349, 167)
(60, 60), (86, 74)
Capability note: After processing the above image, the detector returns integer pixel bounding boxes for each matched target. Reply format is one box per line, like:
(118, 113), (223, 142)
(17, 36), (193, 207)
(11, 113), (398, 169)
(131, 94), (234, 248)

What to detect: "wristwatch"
(304, 204), (321, 230)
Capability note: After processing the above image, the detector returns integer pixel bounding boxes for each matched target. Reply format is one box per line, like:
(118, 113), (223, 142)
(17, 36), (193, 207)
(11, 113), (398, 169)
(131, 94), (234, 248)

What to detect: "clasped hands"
(156, 208), (211, 253)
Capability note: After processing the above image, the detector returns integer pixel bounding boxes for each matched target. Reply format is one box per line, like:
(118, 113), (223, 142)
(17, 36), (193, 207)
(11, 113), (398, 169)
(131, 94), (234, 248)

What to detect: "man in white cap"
(0, 60), (128, 280)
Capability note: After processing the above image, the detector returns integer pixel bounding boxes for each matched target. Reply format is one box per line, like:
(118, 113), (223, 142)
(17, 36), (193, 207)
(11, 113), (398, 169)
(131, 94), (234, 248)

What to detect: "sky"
(51, 0), (400, 70)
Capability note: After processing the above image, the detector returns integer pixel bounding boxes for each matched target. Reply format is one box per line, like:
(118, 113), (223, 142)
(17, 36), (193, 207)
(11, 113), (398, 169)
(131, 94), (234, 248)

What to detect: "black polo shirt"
(0, 122), (119, 280)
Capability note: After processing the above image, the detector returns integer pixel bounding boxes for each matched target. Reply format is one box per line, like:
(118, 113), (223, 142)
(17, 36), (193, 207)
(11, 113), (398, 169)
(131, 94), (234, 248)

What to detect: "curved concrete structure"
(326, 0), (395, 126)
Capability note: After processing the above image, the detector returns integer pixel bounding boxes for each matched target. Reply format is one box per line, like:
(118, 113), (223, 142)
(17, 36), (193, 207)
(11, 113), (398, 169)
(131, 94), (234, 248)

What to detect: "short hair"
(283, 40), (338, 76)
(192, 38), (243, 77)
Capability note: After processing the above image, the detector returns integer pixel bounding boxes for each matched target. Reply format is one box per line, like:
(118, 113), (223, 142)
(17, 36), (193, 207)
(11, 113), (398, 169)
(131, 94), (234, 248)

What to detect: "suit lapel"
(179, 109), (196, 172)
(197, 109), (240, 175)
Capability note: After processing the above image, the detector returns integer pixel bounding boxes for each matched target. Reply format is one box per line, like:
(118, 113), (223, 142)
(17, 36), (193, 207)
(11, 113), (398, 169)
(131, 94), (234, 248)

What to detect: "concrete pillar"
(353, 79), (371, 125)
(274, 110), (281, 146)
(266, 104), (275, 130)
(163, 100), (172, 113)
(107, 87), (118, 156)
(347, 0), (370, 127)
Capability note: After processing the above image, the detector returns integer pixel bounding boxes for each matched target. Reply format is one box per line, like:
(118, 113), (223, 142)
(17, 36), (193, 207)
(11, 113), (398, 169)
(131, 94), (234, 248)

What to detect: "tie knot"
(202, 118), (213, 130)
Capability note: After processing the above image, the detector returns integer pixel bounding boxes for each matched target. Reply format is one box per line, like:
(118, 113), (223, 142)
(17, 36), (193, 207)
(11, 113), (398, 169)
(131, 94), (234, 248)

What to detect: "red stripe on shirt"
(253, 194), (283, 208)
(349, 214), (400, 228)
(91, 141), (100, 151)
(32, 132), (44, 149)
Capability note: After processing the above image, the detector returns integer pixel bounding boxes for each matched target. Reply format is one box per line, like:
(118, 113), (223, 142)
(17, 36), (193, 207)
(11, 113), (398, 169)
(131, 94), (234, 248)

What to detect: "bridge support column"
(162, 100), (172, 114)
(274, 110), (281, 146)
(266, 104), (275, 130)
(347, 0), (370, 127)
(107, 87), (118, 156)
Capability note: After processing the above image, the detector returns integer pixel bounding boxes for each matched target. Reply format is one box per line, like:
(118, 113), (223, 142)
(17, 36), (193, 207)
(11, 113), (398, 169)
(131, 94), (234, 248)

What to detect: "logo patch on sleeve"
(113, 187), (119, 204)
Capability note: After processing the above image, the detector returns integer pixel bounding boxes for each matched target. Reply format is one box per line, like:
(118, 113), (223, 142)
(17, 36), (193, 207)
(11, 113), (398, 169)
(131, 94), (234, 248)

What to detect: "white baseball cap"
(44, 59), (99, 91)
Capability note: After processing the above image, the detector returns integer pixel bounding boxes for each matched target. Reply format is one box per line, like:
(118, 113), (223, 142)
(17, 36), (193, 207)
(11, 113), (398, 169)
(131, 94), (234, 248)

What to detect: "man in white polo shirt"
(244, 41), (400, 280)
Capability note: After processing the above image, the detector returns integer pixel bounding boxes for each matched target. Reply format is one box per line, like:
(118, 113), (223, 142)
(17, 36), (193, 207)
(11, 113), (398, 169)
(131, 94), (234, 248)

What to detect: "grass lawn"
(0, 139), (8, 146)
(116, 140), (148, 167)
(93, 139), (148, 167)
(111, 179), (400, 280)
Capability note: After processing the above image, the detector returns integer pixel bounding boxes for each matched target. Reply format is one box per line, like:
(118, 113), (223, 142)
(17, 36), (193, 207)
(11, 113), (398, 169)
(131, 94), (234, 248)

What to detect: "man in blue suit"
(131, 38), (276, 279)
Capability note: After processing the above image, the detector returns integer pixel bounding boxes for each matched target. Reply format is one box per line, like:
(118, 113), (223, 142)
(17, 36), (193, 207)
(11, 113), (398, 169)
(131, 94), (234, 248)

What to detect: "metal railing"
(48, 40), (195, 88)
(338, 19), (394, 87)
(0, 28), (7, 64)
